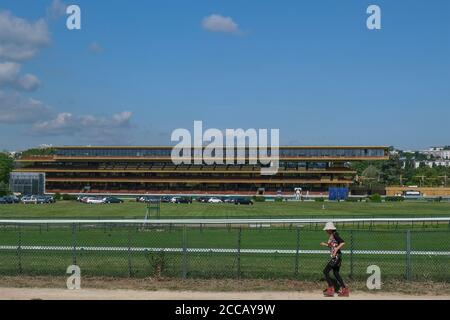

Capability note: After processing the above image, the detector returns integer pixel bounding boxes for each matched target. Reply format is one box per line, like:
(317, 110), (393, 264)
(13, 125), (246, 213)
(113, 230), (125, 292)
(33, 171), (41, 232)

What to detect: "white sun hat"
(323, 221), (337, 231)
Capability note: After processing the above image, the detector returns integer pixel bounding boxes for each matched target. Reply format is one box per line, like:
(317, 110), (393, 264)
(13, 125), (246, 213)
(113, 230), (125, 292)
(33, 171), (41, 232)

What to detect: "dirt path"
(0, 287), (448, 300)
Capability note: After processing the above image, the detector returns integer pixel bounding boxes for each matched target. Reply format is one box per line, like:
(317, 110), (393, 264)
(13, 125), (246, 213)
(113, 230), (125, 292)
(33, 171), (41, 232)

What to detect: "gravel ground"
(0, 287), (449, 300)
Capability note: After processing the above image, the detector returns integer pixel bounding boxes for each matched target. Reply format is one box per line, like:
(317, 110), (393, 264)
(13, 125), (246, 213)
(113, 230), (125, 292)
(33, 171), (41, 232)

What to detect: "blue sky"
(0, 0), (449, 151)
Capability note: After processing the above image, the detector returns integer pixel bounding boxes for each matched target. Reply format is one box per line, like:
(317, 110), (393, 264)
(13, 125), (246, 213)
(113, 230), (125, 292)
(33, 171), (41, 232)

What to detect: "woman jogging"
(320, 222), (350, 297)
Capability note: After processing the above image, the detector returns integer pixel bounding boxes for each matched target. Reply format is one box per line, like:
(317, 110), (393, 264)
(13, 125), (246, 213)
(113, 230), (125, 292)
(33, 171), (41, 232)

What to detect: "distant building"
(9, 172), (46, 195)
(420, 147), (450, 160)
(414, 160), (450, 168)
(389, 149), (400, 156)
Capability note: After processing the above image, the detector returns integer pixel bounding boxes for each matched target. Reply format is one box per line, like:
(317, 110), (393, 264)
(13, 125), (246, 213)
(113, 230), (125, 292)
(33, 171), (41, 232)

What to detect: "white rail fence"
(0, 245), (449, 256)
(0, 217), (449, 225)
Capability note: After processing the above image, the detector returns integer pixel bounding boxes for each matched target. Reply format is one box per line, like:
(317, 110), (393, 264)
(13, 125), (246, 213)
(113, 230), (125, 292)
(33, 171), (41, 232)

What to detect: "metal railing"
(1, 216), (449, 224)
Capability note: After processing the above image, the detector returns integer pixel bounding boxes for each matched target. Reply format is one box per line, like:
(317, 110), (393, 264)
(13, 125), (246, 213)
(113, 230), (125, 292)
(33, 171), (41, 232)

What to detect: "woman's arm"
(320, 242), (329, 247)
(332, 242), (345, 256)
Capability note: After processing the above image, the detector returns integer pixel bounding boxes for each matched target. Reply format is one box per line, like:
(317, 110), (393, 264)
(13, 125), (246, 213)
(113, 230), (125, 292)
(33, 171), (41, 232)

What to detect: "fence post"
(294, 228), (300, 277)
(349, 230), (354, 279)
(17, 224), (22, 274)
(237, 227), (242, 279)
(405, 230), (411, 281)
(127, 229), (132, 278)
(72, 223), (77, 266)
(182, 225), (187, 279)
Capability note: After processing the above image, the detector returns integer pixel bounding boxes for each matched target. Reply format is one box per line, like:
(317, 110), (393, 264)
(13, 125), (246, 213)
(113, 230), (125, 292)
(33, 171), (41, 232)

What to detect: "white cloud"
(0, 62), (40, 91)
(46, 0), (67, 21)
(202, 14), (241, 34)
(112, 111), (133, 124)
(15, 73), (40, 91)
(31, 111), (134, 144)
(32, 112), (76, 134)
(0, 62), (20, 84)
(0, 11), (51, 61)
(0, 91), (52, 124)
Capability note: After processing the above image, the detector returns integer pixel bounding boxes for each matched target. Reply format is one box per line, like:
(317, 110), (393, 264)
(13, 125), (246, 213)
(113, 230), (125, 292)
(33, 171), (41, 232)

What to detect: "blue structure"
(328, 187), (349, 201)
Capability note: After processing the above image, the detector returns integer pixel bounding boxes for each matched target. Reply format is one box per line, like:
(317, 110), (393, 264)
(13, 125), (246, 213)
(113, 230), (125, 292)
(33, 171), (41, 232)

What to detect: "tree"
(18, 147), (55, 158)
(379, 154), (403, 185)
(351, 161), (375, 176)
(0, 152), (13, 184)
(0, 181), (9, 196)
(361, 165), (380, 185)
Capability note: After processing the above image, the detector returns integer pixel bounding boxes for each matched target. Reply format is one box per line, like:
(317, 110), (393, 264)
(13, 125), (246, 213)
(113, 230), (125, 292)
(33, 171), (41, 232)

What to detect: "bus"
(403, 190), (422, 199)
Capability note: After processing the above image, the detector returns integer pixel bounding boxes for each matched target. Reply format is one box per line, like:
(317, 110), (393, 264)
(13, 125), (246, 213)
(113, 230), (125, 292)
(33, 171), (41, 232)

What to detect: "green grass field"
(1, 200), (450, 218)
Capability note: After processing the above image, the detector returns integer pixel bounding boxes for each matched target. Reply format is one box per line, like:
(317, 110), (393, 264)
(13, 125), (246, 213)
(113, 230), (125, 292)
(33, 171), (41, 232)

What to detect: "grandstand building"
(13, 146), (389, 195)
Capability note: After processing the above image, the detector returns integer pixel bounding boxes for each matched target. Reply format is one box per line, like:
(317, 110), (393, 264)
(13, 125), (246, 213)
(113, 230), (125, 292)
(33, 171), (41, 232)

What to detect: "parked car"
(160, 196), (172, 203)
(81, 196), (92, 203)
(35, 196), (49, 204)
(234, 197), (254, 205)
(144, 196), (162, 203)
(43, 195), (55, 203)
(223, 197), (236, 203)
(179, 197), (193, 204)
(151, 197), (164, 203)
(0, 195), (20, 204)
(208, 197), (223, 203)
(136, 195), (160, 203)
(19, 195), (48, 204)
(8, 195), (20, 203)
(170, 197), (192, 204)
(136, 196), (149, 202)
(102, 196), (124, 204)
(85, 197), (104, 204)
(21, 195), (37, 204)
(196, 196), (210, 203)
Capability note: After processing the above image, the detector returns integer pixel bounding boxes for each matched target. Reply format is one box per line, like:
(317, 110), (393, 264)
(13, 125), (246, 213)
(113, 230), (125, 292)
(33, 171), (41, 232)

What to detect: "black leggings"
(323, 257), (346, 289)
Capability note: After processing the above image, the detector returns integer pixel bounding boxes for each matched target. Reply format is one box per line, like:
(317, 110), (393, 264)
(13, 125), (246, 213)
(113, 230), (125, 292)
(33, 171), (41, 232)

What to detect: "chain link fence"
(0, 219), (448, 281)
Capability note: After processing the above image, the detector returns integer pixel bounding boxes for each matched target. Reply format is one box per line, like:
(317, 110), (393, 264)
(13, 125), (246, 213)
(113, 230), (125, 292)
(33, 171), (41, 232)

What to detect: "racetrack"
(0, 287), (448, 300)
